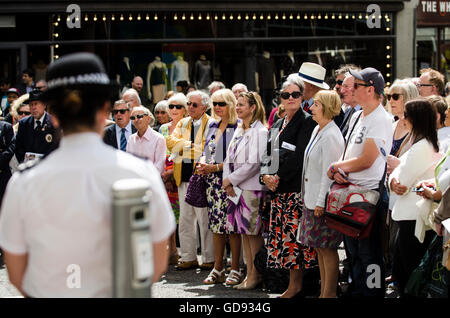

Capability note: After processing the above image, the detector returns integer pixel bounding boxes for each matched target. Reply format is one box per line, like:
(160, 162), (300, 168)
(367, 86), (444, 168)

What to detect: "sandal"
(225, 269), (242, 286)
(203, 268), (225, 285)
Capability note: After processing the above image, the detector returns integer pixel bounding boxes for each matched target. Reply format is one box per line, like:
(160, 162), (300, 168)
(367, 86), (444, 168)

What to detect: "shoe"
(169, 253), (180, 265)
(174, 260), (199, 270)
(199, 262), (214, 270)
(225, 269), (243, 286)
(203, 268), (226, 285)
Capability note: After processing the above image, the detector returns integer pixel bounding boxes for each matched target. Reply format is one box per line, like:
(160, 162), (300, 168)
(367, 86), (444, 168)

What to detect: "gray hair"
(186, 90), (210, 108)
(154, 100), (169, 112)
(113, 99), (130, 109)
(231, 83), (248, 93)
(131, 105), (155, 126)
(208, 81), (225, 91)
(389, 79), (419, 103)
(122, 88), (141, 105)
(335, 64), (361, 77)
(281, 73), (305, 94)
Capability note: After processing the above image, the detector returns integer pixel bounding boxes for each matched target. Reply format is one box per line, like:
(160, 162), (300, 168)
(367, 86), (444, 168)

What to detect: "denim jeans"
(344, 190), (387, 298)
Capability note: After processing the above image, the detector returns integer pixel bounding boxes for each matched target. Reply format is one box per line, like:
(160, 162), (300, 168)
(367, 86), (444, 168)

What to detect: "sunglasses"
(387, 93), (402, 101)
(416, 83), (433, 88)
(35, 86), (46, 90)
(130, 114), (148, 120)
(280, 91), (302, 99)
(187, 101), (199, 108)
(18, 111), (31, 116)
(212, 101), (227, 107)
(169, 104), (184, 110)
(336, 79), (344, 86)
(353, 82), (372, 89)
(112, 109), (129, 115)
(154, 111), (166, 115)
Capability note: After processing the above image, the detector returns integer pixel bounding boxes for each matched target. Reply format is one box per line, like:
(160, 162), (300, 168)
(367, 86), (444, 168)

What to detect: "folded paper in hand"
(228, 186), (243, 205)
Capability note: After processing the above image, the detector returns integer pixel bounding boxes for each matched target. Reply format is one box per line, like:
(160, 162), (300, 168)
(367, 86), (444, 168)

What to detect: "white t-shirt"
(0, 132), (175, 298)
(344, 105), (393, 189)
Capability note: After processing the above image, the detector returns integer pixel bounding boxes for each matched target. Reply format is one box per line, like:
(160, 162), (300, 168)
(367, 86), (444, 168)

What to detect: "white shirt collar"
(116, 121), (132, 133)
(34, 112), (46, 128)
(192, 114), (205, 126)
(60, 132), (103, 149)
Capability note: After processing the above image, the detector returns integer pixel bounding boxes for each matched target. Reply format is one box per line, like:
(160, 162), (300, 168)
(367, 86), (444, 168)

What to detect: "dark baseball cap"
(28, 89), (44, 102)
(349, 67), (385, 95)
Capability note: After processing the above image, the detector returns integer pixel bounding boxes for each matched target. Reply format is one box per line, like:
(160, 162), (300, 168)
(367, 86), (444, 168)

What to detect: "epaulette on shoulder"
(17, 159), (41, 173)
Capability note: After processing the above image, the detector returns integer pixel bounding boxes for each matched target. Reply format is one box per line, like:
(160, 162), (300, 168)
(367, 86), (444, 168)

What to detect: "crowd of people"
(0, 52), (449, 298)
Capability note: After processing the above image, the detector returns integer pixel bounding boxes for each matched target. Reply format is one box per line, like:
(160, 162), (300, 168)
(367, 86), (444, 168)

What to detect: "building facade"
(0, 0), (423, 104)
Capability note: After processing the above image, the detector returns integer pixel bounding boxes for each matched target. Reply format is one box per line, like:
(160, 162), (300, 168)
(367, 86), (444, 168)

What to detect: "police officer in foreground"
(0, 52), (175, 297)
(14, 89), (59, 163)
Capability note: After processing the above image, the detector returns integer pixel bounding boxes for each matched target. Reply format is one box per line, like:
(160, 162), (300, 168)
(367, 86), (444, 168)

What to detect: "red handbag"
(324, 182), (379, 239)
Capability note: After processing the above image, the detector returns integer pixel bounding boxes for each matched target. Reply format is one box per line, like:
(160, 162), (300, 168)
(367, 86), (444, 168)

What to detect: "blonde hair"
(238, 91), (267, 127)
(313, 90), (342, 120)
(210, 88), (238, 125)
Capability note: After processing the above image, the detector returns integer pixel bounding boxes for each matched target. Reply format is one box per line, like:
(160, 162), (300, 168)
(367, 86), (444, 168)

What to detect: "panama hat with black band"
(298, 62), (330, 90)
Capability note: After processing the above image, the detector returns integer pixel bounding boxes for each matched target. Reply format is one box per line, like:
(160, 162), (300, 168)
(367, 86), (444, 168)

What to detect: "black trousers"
(392, 220), (434, 297)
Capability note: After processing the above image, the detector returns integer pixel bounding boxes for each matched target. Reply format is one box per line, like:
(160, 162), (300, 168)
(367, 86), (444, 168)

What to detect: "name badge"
(281, 141), (296, 151)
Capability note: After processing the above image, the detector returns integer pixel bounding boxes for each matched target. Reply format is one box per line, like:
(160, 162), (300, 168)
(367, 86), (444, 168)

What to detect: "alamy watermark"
(66, 264), (81, 289)
(66, 4), (81, 29)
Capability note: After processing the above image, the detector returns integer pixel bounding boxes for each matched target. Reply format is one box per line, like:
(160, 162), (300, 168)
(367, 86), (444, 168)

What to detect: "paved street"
(0, 245), (398, 298)
(0, 266), (22, 297)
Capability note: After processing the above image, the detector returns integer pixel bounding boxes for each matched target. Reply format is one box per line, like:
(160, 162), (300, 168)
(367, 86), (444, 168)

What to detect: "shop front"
(0, 0), (410, 107)
(416, 0), (450, 81)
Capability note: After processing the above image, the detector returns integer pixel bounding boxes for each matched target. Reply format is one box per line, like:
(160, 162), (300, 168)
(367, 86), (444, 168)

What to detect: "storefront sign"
(417, 0), (450, 25)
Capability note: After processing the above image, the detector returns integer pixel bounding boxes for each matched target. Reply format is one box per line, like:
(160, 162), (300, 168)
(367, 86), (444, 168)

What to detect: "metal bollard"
(111, 178), (153, 298)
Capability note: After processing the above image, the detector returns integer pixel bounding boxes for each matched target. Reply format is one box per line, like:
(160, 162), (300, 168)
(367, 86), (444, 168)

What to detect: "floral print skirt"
(297, 206), (343, 249)
(266, 192), (317, 270)
(205, 172), (229, 234)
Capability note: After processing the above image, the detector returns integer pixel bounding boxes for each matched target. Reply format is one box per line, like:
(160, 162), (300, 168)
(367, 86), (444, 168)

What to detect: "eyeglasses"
(280, 91), (302, 99)
(212, 101), (227, 107)
(187, 101), (199, 108)
(18, 111), (31, 116)
(387, 93), (403, 101)
(130, 114), (148, 120)
(112, 109), (129, 115)
(169, 104), (184, 110)
(154, 111), (166, 115)
(353, 82), (372, 89)
(336, 79), (344, 86)
(416, 83), (434, 88)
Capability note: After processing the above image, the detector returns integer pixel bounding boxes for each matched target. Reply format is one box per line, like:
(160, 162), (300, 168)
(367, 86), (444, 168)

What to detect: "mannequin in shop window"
(147, 56), (168, 105)
(280, 50), (298, 78)
(255, 50), (276, 118)
(170, 55), (189, 91)
(193, 54), (213, 90)
(117, 56), (134, 93)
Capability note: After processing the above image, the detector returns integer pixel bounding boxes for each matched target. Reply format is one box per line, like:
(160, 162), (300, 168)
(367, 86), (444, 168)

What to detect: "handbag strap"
(342, 111), (362, 160)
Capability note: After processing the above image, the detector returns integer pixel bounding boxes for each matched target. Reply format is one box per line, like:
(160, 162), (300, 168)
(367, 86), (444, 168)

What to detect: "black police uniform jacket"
(103, 123), (136, 149)
(14, 112), (59, 163)
(0, 121), (15, 204)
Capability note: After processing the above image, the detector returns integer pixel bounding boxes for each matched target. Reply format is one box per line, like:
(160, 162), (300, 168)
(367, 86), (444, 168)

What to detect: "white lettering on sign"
(422, 1), (450, 13)
(440, 1), (450, 13)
